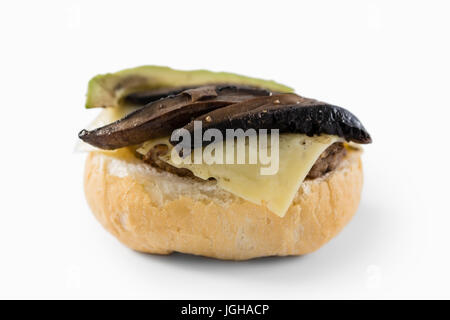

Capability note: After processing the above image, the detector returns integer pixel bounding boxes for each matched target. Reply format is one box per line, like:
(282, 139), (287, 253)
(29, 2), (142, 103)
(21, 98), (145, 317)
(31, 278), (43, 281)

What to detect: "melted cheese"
(137, 134), (339, 217)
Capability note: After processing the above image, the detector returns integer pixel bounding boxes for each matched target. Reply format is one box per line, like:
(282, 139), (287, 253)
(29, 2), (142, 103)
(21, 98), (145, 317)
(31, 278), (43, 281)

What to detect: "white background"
(0, 0), (449, 299)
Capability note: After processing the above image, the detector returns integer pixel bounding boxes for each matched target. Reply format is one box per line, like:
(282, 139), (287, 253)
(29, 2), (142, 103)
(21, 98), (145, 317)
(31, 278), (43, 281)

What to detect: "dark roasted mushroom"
(174, 94), (372, 150)
(124, 85), (201, 105)
(79, 85), (272, 149)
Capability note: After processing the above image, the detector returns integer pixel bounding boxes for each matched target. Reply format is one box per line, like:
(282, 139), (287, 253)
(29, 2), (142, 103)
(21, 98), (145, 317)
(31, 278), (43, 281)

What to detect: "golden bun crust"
(84, 149), (363, 260)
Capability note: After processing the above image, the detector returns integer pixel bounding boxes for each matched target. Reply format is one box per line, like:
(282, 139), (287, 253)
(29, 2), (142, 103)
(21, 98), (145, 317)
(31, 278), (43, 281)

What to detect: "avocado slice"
(85, 65), (293, 108)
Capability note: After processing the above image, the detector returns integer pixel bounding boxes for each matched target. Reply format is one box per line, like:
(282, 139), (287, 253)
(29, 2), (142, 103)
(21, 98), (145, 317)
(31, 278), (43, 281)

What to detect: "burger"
(78, 66), (372, 260)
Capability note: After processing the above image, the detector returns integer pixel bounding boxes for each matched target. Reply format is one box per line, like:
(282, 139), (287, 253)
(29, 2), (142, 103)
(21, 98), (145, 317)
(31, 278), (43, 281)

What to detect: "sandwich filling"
(78, 102), (354, 217)
(134, 134), (347, 217)
(79, 72), (371, 217)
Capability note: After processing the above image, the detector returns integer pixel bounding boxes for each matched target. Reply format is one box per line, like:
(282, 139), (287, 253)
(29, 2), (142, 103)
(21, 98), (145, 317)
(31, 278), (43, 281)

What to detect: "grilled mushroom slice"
(174, 94), (372, 150)
(79, 85), (272, 149)
(124, 85), (200, 106)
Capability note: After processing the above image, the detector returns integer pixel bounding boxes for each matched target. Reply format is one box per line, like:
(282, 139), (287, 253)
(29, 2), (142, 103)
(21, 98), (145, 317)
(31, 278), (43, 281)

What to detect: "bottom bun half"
(84, 149), (363, 260)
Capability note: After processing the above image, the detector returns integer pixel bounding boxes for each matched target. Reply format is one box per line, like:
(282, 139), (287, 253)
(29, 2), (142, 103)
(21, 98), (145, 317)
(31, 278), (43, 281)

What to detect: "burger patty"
(142, 142), (346, 180)
(142, 144), (195, 177)
(306, 142), (346, 179)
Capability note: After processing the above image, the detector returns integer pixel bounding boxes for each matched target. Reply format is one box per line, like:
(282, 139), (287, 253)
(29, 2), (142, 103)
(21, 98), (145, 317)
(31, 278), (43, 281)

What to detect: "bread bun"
(84, 149), (363, 260)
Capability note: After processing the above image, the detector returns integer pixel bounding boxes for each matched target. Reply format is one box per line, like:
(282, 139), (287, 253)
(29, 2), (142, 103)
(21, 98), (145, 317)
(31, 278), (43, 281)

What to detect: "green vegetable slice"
(85, 65), (293, 108)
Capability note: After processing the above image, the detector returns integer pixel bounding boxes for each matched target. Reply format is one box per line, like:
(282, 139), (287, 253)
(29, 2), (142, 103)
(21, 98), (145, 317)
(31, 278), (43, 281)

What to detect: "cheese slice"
(137, 134), (339, 217)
